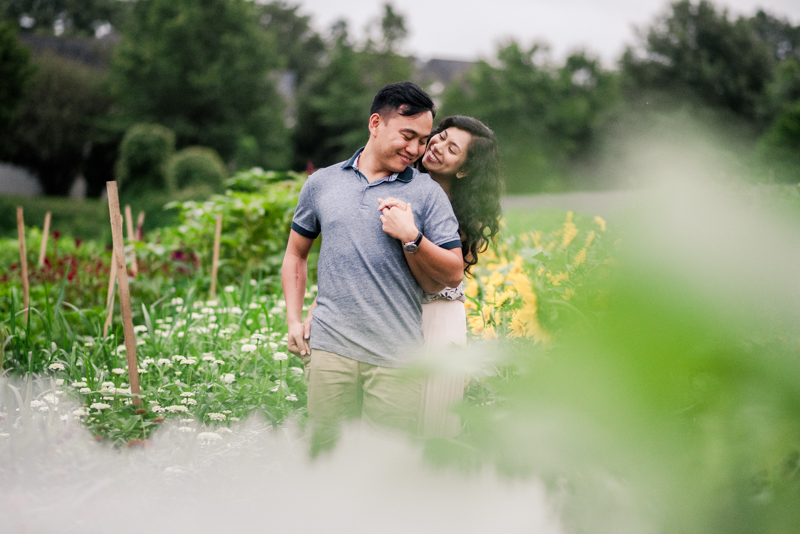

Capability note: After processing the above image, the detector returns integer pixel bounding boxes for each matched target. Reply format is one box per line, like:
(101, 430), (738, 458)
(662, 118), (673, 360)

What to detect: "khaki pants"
(305, 350), (422, 454)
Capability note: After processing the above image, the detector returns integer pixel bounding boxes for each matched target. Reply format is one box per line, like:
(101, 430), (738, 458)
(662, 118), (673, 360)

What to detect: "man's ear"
(368, 113), (382, 138)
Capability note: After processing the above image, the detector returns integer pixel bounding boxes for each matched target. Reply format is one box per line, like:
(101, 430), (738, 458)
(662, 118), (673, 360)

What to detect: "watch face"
(403, 242), (419, 253)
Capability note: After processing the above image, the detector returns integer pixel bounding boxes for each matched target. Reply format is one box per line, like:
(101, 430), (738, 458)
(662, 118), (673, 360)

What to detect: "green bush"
(755, 99), (800, 183)
(115, 123), (175, 194)
(168, 146), (228, 191)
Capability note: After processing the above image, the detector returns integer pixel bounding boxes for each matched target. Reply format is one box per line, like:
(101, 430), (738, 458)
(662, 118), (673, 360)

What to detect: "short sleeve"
(421, 185), (461, 250)
(291, 177), (320, 239)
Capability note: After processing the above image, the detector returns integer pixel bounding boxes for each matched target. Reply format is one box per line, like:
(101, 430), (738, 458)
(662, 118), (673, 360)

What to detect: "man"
(281, 82), (463, 452)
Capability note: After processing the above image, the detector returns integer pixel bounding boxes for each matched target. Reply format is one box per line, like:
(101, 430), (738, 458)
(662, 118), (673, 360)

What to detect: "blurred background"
(1, 0), (799, 238)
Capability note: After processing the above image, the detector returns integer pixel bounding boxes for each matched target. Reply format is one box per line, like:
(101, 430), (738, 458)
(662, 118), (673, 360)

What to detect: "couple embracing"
(281, 81), (501, 453)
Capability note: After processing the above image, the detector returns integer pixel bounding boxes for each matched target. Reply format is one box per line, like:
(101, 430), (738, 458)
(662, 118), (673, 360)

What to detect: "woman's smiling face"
(423, 127), (472, 178)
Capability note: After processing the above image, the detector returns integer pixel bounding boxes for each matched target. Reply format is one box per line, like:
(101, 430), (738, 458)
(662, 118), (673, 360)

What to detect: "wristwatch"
(402, 231), (423, 253)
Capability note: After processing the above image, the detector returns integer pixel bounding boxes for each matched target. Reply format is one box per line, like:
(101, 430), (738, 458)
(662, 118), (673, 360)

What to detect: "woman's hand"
(378, 197), (418, 242)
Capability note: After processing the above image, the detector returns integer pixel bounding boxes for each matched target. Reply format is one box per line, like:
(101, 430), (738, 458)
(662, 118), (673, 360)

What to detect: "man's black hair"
(370, 81), (436, 119)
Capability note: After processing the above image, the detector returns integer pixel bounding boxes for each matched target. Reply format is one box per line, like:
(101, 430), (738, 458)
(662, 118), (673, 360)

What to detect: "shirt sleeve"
(421, 185), (461, 250)
(291, 176), (320, 239)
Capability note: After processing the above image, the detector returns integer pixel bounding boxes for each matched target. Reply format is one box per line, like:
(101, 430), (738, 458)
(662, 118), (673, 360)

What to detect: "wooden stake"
(103, 259), (116, 337)
(38, 211), (51, 268)
(135, 211), (145, 241)
(16, 207), (29, 322)
(107, 183), (141, 406)
(124, 205), (138, 277)
(209, 214), (223, 299)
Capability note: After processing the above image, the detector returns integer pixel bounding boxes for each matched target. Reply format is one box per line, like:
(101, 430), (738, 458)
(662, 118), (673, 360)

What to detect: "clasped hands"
(378, 197), (418, 243)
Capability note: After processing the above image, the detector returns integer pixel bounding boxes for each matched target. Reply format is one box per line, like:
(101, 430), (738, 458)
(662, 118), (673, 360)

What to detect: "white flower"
(245, 319), (253, 326)
(179, 418), (194, 424)
(230, 306), (243, 315)
(177, 332), (185, 338)
(285, 394), (298, 402)
(221, 373), (235, 384)
(180, 398), (197, 405)
(43, 394), (59, 404)
(116, 345), (126, 353)
(133, 325), (148, 333)
(224, 285), (235, 293)
(208, 413), (226, 421)
(182, 357), (198, 365)
(55, 379), (64, 386)
(290, 366), (304, 375)
(205, 300), (219, 307)
(269, 385), (280, 392)
(202, 354), (216, 362)
(165, 317), (173, 323)
(222, 410), (232, 414)
(111, 368), (125, 375)
(273, 352), (288, 361)
(215, 359), (225, 365)
(101, 381), (115, 388)
(251, 333), (266, 341)
(171, 297), (184, 305)
(79, 387), (91, 394)
(72, 408), (89, 417)
(138, 368), (147, 373)
(240, 344), (257, 353)
(249, 279), (257, 286)
(178, 426), (195, 433)
(151, 405), (164, 413)
(197, 432), (222, 442)
(230, 417), (240, 421)
(180, 392), (195, 397)
(172, 355), (185, 362)
(48, 362), (65, 371)
(218, 427), (233, 435)
(158, 358), (172, 366)
(90, 403), (111, 411)
(136, 339), (145, 346)
(165, 405), (189, 413)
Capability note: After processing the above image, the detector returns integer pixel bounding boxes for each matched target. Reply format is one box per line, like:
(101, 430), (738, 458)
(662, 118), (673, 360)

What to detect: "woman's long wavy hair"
(418, 115), (502, 275)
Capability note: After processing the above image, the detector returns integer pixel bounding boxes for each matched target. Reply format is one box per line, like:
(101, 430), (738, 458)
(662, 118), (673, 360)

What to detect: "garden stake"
(16, 207), (29, 322)
(107, 183), (142, 406)
(103, 260), (117, 337)
(136, 211), (145, 241)
(210, 213), (223, 298)
(125, 205), (138, 277)
(38, 211), (51, 268)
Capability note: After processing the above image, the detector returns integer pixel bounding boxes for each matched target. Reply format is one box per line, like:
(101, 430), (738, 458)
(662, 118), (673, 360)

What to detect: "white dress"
(417, 284), (467, 438)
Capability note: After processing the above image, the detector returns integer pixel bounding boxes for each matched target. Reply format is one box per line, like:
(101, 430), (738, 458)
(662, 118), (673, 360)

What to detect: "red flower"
(53, 231), (61, 240)
(74, 238), (83, 248)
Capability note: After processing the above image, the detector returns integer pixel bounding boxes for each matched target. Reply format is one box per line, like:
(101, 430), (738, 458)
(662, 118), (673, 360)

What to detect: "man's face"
(371, 109), (433, 173)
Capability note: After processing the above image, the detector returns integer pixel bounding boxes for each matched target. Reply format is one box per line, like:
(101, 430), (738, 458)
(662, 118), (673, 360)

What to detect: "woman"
(413, 115), (502, 438)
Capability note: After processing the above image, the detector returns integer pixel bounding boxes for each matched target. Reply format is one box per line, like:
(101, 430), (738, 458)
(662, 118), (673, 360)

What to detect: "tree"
(256, 1), (324, 87)
(755, 99), (800, 182)
(621, 0), (774, 120)
(440, 43), (619, 193)
(292, 6), (413, 169)
(8, 52), (111, 195)
(0, 0), (127, 36)
(109, 0), (290, 169)
(0, 21), (32, 156)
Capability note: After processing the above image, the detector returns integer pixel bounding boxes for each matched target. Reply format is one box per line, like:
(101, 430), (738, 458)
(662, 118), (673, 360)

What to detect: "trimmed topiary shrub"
(167, 146), (228, 191)
(116, 123), (175, 194)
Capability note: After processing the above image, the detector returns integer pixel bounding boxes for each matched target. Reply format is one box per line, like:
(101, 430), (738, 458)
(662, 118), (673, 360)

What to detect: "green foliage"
(292, 8), (413, 169)
(115, 123), (175, 194)
(167, 146), (227, 192)
(621, 0), (775, 120)
(0, 0), (128, 36)
(0, 21), (31, 155)
(110, 0), (290, 169)
(156, 168), (307, 283)
(256, 1), (324, 87)
(6, 52), (111, 196)
(441, 43), (619, 193)
(0, 195), (108, 240)
(755, 99), (800, 182)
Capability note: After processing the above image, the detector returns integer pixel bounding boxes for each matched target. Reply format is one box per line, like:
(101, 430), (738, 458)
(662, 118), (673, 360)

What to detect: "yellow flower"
(467, 312), (486, 335)
(547, 271), (569, 286)
(594, 216), (606, 232)
(482, 325), (498, 340)
(566, 211), (574, 223)
(488, 270), (504, 288)
(562, 222), (578, 248)
(572, 248), (587, 267)
(531, 231), (542, 248)
(495, 289), (515, 308)
(465, 278), (479, 298)
(520, 233), (530, 243)
(563, 288), (575, 301)
(585, 231), (595, 247)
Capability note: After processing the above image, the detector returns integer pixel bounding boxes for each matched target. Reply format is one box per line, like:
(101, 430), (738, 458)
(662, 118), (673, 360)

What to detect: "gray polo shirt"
(291, 148), (461, 367)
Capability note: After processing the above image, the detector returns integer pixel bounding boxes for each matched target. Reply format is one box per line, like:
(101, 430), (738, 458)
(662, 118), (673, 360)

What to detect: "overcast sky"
(293, 0), (800, 66)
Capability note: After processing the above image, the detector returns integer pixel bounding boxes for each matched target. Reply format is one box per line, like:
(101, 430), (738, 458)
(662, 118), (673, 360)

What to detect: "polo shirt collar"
(342, 147), (415, 183)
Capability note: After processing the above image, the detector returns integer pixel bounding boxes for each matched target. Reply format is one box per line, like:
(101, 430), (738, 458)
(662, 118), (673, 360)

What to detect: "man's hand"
(378, 197), (418, 242)
(287, 320), (310, 357)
